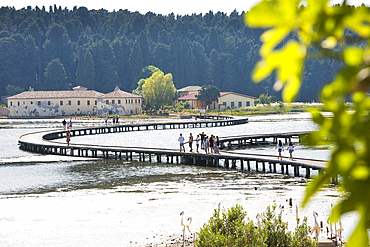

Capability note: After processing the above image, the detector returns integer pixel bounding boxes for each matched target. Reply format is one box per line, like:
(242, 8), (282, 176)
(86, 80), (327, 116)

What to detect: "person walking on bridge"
(188, 133), (194, 152)
(178, 133), (185, 152)
(66, 130), (71, 146)
(276, 140), (284, 160)
(287, 141), (294, 160)
(195, 135), (200, 152)
(62, 119), (67, 130)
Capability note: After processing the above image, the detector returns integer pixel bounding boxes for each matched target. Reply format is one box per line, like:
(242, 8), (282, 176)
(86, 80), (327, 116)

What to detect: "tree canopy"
(246, 1), (370, 246)
(196, 85), (221, 106)
(0, 5), (344, 100)
(142, 70), (177, 109)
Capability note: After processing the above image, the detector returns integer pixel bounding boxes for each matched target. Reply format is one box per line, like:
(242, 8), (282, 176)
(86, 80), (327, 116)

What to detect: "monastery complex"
(6, 86), (142, 117)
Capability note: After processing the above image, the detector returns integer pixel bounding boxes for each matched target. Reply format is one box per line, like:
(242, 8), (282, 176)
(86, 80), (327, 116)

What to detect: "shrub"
(195, 205), (317, 247)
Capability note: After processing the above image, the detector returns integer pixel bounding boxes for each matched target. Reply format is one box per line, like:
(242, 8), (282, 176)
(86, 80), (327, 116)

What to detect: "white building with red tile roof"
(6, 86), (142, 117)
(177, 90), (255, 110)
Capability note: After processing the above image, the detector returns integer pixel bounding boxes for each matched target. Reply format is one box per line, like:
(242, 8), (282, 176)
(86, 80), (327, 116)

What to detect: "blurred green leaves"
(246, 0), (370, 246)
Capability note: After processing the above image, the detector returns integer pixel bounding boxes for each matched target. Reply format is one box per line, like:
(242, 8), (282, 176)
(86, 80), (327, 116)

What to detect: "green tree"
(44, 58), (67, 90)
(132, 65), (161, 95)
(255, 93), (272, 105)
(246, 1), (370, 246)
(43, 23), (74, 86)
(129, 40), (144, 90)
(76, 48), (95, 89)
(5, 84), (24, 96)
(142, 71), (177, 109)
(90, 39), (118, 92)
(196, 85), (220, 106)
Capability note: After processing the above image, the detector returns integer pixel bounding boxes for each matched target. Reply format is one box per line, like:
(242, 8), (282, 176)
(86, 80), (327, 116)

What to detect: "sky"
(1, 0), (368, 15)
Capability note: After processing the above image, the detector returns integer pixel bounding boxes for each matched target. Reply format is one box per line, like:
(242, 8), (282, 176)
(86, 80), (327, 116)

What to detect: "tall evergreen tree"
(44, 58), (67, 90)
(129, 40), (144, 90)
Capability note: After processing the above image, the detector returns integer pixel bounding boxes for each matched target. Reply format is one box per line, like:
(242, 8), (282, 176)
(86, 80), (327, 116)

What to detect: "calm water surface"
(0, 114), (356, 246)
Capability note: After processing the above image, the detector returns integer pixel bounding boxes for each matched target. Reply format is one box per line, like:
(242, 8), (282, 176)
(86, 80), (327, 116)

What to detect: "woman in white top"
(287, 141), (294, 160)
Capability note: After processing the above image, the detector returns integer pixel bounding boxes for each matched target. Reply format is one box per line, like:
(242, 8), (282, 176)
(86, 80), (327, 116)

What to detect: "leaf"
(346, 206), (369, 247)
(245, 0), (297, 28)
(302, 170), (330, 206)
(344, 47), (364, 66)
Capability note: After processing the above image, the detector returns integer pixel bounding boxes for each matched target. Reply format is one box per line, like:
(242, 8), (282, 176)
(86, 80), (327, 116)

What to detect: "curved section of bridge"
(18, 118), (327, 179)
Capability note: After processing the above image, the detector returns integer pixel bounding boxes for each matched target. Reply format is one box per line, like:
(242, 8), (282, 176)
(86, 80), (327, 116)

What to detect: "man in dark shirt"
(200, 132), (206, 149)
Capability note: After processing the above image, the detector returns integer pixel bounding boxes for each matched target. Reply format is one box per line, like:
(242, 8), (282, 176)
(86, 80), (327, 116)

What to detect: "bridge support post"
(306, 167), (310, 178)
(232, 159), (236, 169)
(286, 165), (289, 175)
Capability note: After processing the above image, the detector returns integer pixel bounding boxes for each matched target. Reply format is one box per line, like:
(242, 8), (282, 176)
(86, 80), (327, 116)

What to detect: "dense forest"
(0, 5), (342, 101)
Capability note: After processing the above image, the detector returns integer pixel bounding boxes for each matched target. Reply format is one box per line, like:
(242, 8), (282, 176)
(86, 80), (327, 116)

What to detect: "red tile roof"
(220, 92), (256, 99)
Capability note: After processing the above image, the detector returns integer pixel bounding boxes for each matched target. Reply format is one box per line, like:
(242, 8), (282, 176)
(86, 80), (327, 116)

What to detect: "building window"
(231, 102), (234, 108)
(68, 101), (71, 105)
(112, 100), (115, 104)
(23, 101), (25, 105)
(222, 102), (226, 106)
(238, 101), (242, 107)
(31, 101), (33, 104)
(246, 101), (250, 107)
(128, 99), (130, 104)
(95, 100), (97, 105)
(18, 101), (20, 106)
(126, 99), (128, 104)
(60, 101), (63, 106)
(131, 99), (133, 104)
(138, 99), (140, 104)
(77, 100), (80, 105)
(10, 102), (12, 106)
(106, 100), (109, 104)
(48, 101), (51, 106)
(118, 100), (121, 104)
(87, 100), (90, 106)
(135, 99), (137, 104)
(38, 101), (41, 106)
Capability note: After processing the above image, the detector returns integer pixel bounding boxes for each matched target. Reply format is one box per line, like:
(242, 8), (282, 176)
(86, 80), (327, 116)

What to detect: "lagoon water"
(0, 113), (357, 246)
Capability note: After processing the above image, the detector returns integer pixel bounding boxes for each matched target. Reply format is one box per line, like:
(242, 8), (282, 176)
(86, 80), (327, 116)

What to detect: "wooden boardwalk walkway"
(18, 118), (328, 179)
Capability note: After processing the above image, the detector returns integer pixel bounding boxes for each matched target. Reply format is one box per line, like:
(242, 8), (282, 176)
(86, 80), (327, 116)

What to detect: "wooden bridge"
(18, 118), (328, 180)
(219, 132), (309, 150)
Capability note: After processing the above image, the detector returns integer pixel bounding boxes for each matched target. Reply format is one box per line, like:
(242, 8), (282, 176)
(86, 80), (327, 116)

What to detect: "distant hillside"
(0, 5), (343, 101)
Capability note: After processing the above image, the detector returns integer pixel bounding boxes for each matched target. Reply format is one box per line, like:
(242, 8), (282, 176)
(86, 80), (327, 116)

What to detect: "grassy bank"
(66, 102), (331, 120)
(177, 102), (328, 116)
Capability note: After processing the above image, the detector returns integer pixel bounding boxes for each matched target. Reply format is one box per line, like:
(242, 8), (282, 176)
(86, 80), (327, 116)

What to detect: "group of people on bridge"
(62, 119), (72, 146)
(105, 116), (119, 126)
(178, 132), (220, 154)
(276, 140), (295, 160)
